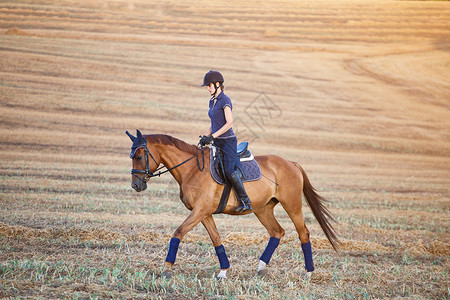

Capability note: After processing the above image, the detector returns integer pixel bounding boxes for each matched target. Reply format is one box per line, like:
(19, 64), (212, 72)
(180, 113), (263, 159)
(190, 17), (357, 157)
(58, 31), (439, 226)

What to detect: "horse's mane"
(146, 134), (199, 155)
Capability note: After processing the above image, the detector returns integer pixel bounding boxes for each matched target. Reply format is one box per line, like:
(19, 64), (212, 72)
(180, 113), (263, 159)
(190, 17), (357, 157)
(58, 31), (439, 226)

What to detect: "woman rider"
(199, 70), (252, 213)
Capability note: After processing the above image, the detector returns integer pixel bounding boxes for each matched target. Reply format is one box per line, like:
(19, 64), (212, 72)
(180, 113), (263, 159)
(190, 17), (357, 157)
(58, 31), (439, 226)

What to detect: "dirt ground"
(0, 0), (449, 298)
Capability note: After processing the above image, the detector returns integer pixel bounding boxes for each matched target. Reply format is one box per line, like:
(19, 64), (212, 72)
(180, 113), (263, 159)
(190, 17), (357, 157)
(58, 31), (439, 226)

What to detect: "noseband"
(131, 143), (205, 183)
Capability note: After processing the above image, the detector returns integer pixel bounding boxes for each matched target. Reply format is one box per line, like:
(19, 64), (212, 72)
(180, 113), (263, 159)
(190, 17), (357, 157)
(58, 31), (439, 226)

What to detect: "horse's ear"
(136, 129), (142, 138)
(126, 130), (136, 142)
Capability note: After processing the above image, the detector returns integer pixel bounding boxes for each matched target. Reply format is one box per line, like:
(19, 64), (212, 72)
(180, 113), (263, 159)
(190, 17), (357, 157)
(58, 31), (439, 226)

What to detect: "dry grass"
(1, 0), (449, 298)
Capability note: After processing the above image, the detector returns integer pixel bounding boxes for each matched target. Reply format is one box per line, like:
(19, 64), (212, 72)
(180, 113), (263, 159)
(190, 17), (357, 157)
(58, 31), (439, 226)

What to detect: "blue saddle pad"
(209, 146), (261, 185)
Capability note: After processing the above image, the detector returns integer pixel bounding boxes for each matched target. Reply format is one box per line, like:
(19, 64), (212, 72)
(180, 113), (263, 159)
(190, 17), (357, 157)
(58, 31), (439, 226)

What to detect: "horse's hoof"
(217, 269), (227, 280)
(257, 268), (269, 277)
(162, 270), (172, 279)
(303, 271), (312, 280)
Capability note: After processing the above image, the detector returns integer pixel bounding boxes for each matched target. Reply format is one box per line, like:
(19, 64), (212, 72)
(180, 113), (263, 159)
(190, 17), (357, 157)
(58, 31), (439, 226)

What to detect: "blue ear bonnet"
(126, 130), (147, 159)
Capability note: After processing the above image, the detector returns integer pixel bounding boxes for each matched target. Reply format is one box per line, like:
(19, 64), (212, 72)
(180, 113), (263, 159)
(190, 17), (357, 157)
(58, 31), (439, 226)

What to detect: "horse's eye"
(136, 156), (143, 161)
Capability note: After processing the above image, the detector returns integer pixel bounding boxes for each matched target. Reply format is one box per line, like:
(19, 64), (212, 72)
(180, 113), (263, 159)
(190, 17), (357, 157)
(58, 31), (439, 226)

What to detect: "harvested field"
(0, 0), (449, 298)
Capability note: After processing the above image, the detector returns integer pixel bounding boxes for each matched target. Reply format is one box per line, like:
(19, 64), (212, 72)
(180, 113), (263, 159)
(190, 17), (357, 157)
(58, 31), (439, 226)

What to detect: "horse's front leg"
(202, 215), (230, 279)
(163, 209), (206, 277)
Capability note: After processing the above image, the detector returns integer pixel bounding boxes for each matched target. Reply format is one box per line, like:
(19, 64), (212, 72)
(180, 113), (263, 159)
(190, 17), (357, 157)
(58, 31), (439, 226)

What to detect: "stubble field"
(0, 0), (449, 298)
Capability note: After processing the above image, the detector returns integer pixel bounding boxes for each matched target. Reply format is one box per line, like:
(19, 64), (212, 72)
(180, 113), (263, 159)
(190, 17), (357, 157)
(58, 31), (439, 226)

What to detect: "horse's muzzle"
(132, 180), (147, 192)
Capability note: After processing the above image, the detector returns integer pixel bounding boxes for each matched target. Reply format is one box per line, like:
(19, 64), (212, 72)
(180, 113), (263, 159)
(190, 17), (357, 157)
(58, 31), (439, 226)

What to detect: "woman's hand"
(200, 135), (214, 146)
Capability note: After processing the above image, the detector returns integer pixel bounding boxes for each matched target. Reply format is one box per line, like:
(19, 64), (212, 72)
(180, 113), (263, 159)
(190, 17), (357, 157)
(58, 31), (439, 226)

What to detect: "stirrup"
(236, 202), (252, 213)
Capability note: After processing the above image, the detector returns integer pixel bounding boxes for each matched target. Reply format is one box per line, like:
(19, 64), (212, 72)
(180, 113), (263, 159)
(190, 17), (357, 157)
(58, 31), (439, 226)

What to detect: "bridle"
(131, 143), (205, 184)
(130, 144), (158, 183)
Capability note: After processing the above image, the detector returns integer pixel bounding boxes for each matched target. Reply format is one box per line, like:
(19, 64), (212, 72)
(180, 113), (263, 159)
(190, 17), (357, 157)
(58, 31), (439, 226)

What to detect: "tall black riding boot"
(229, 171), (253, 213)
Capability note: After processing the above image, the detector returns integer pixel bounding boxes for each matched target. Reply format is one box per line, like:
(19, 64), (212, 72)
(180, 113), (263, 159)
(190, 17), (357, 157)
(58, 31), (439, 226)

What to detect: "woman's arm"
(212, 106), (233, 138)
(204, 127), (212, 136)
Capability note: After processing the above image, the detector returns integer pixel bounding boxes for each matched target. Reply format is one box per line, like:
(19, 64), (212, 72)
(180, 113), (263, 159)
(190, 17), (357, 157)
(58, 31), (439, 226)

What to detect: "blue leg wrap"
(165, 238), (180, 264)
(301, 241), (314, 272)
(215, 244), (230, 269)
(260, 237), (280, 264)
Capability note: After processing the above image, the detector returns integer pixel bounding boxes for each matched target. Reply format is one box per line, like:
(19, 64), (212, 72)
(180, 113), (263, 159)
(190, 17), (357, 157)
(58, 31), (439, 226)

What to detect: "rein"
(131, 143), (205, 183)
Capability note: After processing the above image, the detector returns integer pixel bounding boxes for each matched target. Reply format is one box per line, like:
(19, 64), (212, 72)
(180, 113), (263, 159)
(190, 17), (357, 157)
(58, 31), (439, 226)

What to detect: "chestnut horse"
(126, 130), (338, 279)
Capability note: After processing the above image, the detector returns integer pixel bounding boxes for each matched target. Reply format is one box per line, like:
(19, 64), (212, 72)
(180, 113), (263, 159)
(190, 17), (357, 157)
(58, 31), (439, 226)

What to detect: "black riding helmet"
(201, 70), (224, 87)
(202, 70), (224, 96)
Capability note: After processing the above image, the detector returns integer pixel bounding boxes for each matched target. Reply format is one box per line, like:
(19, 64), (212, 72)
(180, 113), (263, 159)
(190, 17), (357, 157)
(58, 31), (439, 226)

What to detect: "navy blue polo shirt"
(208, 91), (235, 138)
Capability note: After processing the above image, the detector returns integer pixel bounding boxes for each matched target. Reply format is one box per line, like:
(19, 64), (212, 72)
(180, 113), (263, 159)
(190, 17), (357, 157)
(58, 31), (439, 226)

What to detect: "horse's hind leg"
(279, 198), (314, 276)
(254, 200), (285, 276)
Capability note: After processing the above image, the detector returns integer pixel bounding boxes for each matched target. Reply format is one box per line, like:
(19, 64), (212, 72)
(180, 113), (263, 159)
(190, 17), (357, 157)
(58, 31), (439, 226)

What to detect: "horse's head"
(126, 129), (160, 192)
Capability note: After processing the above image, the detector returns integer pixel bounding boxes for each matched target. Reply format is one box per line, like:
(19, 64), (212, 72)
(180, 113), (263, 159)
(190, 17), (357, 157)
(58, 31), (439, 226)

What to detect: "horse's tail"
(293, 162), (340, 251)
